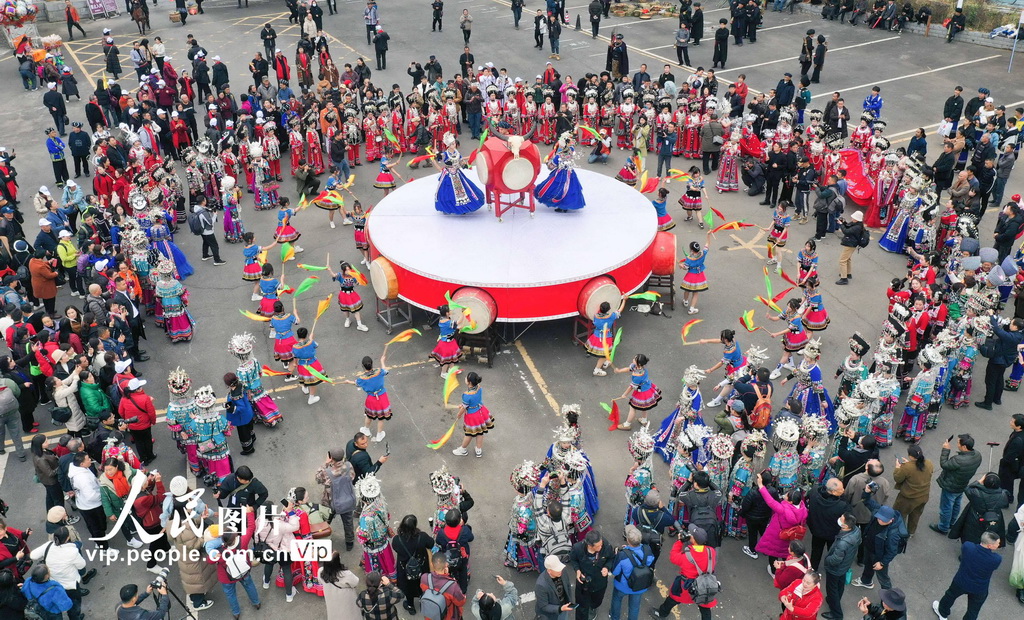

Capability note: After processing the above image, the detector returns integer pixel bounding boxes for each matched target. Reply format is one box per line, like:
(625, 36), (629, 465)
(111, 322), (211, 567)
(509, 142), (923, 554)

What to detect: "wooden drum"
(451, 287), (497, 335)
(576, 276), (621, 320)
(369, 257), (399, 300)
(651, 231), (677, 276)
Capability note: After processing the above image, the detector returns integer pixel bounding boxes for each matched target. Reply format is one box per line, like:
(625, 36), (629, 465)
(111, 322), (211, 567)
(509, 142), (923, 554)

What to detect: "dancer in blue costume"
(654, 365), (708, 466)
(534, 132), (586, 212)
(878, 188), (920, 254)
(148, 212), (194, 279)
(543, 404), (599, 519)
(585, 297), (625, 377)
(431, 133), (484, 214)
(781, 338), (836, 433)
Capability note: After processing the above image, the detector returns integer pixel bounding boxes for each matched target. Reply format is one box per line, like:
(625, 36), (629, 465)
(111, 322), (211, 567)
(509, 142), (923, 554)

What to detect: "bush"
(912, 0), (1018, 33)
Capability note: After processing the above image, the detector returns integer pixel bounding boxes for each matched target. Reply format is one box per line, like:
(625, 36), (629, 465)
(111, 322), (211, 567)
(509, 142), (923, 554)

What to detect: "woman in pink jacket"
(753, 473), (808, 574)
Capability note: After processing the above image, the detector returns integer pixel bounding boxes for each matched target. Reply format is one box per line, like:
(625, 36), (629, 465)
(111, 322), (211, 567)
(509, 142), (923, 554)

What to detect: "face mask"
(837, 518), (845, 528)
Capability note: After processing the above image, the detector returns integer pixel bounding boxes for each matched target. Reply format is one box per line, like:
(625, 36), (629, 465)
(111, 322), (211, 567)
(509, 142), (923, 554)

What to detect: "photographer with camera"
(568, 529), (615, 620)
(87, 410), (129, 461)
(856, 588), (906, 619)
(626, 490), (672, 567)
(649, 524), (717, 620)
(471, 574), (518, 620)
(116, 582), (170, 620)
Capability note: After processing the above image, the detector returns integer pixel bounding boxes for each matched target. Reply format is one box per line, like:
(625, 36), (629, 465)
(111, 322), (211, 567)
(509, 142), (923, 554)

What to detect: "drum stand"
(572, 318), (592, 348)
(457, 326), (500, 368)
(489, 188), (536, 221)
(645, 273), (676, 309)
(375, 298), (413, 334)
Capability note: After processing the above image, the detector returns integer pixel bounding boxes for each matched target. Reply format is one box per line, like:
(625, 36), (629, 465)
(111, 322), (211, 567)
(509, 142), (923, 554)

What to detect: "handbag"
(309, 520), (332, 539)
(779, 523), (807, 541)
(197, 439), (218, 454)
(50, 406), (72, 424)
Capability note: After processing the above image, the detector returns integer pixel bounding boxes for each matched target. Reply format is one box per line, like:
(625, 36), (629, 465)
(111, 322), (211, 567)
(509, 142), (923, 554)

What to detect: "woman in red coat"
(0, 520), (31, 582)
(118, 378), (158, 465)
(779, 572), (823, 620)
(773, 540), (812, 593)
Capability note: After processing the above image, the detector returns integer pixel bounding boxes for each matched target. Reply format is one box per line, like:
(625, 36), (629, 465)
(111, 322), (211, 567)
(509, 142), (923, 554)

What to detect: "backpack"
(0, 385), (18, 416)
(395, 536), (425, 583)
(421, 574), (454, 620)
(858, 227), (871, 248)
(106, 382), (122, 410)
(24, 583), (60, 620)
(623, 546), (654, 591)
(443, 535), (468, 570)
(683, 547), (721, 605)
(750, 384), (773, 429)
(688, 502), (721, 546)
(186, 210), (204, 236)
(223, 547), (251, 581)
(637, 509), (663, 555)
(893, 517), (910, 555)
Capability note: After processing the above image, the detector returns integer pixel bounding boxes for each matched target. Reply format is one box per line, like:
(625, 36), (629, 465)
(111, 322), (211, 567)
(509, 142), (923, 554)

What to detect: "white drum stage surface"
(367, 169), (658, 289)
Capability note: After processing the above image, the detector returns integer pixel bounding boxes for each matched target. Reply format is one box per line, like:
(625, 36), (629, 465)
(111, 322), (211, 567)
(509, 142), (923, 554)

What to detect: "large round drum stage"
(366, 169), (662, 325)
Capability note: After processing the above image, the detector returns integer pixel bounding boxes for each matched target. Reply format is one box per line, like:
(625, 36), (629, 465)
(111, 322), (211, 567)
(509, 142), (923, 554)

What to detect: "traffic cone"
(575, 13), (582, 30)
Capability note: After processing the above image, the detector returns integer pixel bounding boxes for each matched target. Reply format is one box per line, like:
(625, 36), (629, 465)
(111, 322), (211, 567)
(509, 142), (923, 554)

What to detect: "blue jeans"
(773, 0), (785, 10)
(991, 176), (1009, 207)
(20, 69), (35, 90)
(550, 37), (560, 54)
(468, 112), (482, 139)
(589, 153), (609, 164)
(221, 575), (261, 616)
(331, 157), (351, 181)
(938, 489), (962, 532)
(610, 588), (642, 620)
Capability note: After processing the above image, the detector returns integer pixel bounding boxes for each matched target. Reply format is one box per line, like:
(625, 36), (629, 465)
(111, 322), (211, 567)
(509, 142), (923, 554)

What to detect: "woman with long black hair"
(31, 435), (64, 511)
(892, 444), (933, 536)
(0, 354), (38, 434)
(319, 550), (359, 620)
(391, 515), (434, 613)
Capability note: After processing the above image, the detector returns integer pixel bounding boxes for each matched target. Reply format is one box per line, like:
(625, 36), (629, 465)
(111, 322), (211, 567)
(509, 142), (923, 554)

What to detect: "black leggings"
(263, 554), (295, 595)
(746, 518), (768, 551)
(656, 597), (712, 619)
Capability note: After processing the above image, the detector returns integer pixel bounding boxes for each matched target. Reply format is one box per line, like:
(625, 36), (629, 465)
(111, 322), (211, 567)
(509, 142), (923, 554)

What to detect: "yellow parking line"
(513, 340), (560, 414)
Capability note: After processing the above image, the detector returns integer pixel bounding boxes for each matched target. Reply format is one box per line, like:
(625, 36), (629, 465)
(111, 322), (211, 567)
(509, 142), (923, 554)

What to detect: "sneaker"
(356, 323), (369, 332)
(360, 426), (372, 436)
(213, 260), (226, 266)
(284, 375), (298, 382)
(330, 221), (336, 229)
(767, 564), (775, 577)
(307, 395), (320, 405)
(263, 579), (271, 589)
(705, 397), (723, 408)
(301, 385), (309, 394)
(147, 566), (165, 575)
(344, 317), (351, 328)
(452, 446), (469, 456)
(475, 448), (483, 457)
(769, 367), (783, 380)
(932, 601), (947, 620)
(835, 278), (849, 285)
(688, 307), (699, 314)
(286, 592), (295, 603)
(293, 246), (305, 253)
(195, 600), (215, 611)
(269, 330), (276, 338)
(251, 293), (262, 301)
(201, 256), (211, 261)
(682, 299), (689, 306)
(373, 431), (386, 442)
(602, 360), (611, 369)
(81, 568), (97, 584)
(66, 515), (81, 525)
(850, 578), (874, 589)
(343, 218), (353, 225)
(742, 546), (758, 559)
(593, 368), (607, 377)
(127, 537), (144, 549)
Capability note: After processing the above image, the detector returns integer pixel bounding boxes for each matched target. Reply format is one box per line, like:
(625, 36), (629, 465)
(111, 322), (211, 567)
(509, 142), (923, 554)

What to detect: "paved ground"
(3, 1), (1024, 618)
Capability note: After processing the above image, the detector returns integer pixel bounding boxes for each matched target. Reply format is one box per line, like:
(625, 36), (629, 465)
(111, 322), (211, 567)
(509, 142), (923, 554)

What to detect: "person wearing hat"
(536, 554), (574, 620)
(66, 123), (91, 180)
(850, 486), (905, 591)
(118, 377), (157, 465)
(857, 588), (906, 618)
(43, 82), (68, 138)
(799, 29), (816, 79)
(649, 524), (717, 618)
(711, 18), (729, 69)
(628, 489), (673, 566)
(103, 36), (121, 80)
(933, 530), (1001, 620)
(835, 209), (865, 285)
(372, 25), (390, 71)
(0, 204), (26, 253)
(606, 34), (629, 79)
(44, 128), (70, 188)
(946, 6), (966, 42)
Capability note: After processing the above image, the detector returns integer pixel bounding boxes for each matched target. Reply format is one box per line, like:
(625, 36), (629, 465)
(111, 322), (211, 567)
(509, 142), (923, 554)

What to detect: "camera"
(122, 416), (139, 424)
(149, 567), (170, 590)
(674, 521), (692, 542)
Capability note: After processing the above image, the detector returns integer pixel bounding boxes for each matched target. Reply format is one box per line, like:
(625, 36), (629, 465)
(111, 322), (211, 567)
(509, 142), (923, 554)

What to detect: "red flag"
(606, 401), (621, 431)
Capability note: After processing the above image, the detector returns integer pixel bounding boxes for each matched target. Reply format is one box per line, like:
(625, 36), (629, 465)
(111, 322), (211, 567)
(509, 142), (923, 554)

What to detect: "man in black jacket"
(995, 203), (1024, 263)
(588, 0), (602, 37)
(43, 83), (68, 137)
(932, 141), (956, 197)
(568, 530), (615, 620)
(808, 478), (851, 571)
(942, 86), (964, 135)
(999, 414), (1024, 507)
(836, 210), (864, 285)
(214, 465), (269, 508)
(345, 432), (389, 480)
(977, 316), (1024, 410)
(775, 73), (795, 108)
(260, 24), (277, 60)
(831, 429), (878, 485)
(67, 123), (91, 178)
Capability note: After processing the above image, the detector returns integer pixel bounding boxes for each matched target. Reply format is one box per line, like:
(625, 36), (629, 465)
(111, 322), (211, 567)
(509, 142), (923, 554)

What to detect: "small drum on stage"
(577, 276), (621, 320)
(651, 231), (677, 276)
(451, 287), (497, 335)
(370, 258), (399, 300)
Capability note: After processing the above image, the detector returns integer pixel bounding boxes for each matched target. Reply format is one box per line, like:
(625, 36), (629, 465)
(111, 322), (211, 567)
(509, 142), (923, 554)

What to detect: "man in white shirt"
(30, 527), (87, 620)
(68, 453), (108, 547)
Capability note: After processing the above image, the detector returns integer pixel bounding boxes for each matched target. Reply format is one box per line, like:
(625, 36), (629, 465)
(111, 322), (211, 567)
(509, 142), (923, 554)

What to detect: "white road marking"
(716, 36), (900, 73)
(519, 591), (536, 603)
(757, 19), (811, 31)
(810, 54), (1004, 99)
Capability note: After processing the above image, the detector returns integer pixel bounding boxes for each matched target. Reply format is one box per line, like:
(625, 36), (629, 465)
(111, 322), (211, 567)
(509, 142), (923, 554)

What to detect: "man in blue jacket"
(610, 525), (654, 620)
(850, 489), (905, 591)
(932, 531), (1002, 620)
(975, 316), (1024, 410)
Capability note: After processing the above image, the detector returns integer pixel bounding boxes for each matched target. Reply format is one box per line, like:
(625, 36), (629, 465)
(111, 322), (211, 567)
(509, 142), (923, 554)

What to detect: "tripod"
(163, 585), (199, 620)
